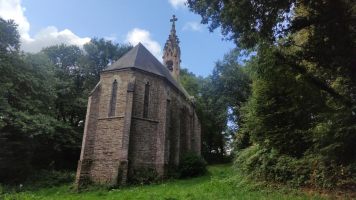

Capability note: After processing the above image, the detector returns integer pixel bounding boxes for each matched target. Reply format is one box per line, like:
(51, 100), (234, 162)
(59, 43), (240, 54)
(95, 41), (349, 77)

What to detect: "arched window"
(108, 80), (118, 117)
(143, 82), (150, 118)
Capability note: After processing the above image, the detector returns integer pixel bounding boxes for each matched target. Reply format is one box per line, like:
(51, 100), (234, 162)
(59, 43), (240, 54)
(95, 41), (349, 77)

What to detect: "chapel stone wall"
(128, 71), (163, 179)
(75, 82), (101, 187)
(76, 69), (201, 188)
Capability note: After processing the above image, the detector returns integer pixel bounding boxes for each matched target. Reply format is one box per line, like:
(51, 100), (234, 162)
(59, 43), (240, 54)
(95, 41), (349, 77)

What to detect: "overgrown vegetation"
(1, 170), (75, 194)
(128, 167), (160, 185)
(1, 165), (339, 200)
(179, 152), (207, 178)
(188, 0), (356, 190)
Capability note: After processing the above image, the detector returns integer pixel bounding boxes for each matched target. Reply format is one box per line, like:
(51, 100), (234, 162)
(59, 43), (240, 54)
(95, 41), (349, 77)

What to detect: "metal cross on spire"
(170, 15), (178, 26)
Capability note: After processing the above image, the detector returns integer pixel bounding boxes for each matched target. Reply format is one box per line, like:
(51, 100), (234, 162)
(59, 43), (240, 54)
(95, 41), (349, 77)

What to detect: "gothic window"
(109, 80), (118, 117)
(143, 82), (150, 118)
(166, 99), (171, 133)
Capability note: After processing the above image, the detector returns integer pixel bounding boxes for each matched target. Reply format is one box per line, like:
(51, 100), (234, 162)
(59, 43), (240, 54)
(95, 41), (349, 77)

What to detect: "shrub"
(25, 170), (75, 189)
(128, 167), (160, 185)
(179, 152), (207, 178)
(0, 170), (75, 193)
(234, 145), (356, 189)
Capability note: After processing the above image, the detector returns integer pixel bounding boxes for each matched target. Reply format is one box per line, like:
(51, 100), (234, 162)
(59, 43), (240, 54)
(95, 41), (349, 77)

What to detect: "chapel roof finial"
(170, 15), (178, 27)
(170, 15), (178, 37)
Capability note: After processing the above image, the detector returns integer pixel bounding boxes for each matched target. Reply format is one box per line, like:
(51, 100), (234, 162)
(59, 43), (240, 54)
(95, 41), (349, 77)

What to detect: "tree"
(187, 0), (356, 187)
(180, 56), (252, 162)
(180, 68), (228, 162)
(0, 17), (133, 182)
(0, 51), (58, 181)
(187, 0), (356, 108)
(83, 38), (133, 79)
(0, 18), (20, 54)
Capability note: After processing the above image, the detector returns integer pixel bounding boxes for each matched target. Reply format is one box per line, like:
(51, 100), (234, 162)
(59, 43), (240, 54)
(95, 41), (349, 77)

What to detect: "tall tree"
(0, 38), (57, 181)
(187, 0), (356, 107)
(187, 0), (356, 187)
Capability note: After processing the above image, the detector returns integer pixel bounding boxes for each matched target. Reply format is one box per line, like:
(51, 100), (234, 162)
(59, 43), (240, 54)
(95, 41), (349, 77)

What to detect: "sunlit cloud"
(168, 0), (186, 10)
(182, 22), (203, 32)
(125, 28), (162, 60)
(0, 0), (90, 52)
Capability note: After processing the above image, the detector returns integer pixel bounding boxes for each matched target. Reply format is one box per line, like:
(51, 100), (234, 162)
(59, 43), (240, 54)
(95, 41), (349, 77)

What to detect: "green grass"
(1, 165), (333, 200)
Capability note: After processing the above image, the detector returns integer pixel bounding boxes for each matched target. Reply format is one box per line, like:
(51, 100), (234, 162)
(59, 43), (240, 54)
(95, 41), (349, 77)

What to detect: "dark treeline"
(187, 0), (356, 189)
(0, 18), (132, 183)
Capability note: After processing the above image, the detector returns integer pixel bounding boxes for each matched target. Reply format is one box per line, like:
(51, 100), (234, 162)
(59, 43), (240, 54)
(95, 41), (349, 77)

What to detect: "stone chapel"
(75, 15), (201, 188)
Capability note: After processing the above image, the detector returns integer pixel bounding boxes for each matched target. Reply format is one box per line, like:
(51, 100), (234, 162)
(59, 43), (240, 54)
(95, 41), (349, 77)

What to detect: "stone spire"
(163, 15), (181, 83)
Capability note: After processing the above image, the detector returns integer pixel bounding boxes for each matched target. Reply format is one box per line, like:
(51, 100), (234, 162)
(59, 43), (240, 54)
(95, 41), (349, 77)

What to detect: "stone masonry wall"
(75, 82), (101, 188)
(88, 70), (134, 183)
(90, 118), (124, 182)
(129, 70), (201, 178)
(129, 71), (162, 178)
(193, 111), (201, 155)
(77, 68), (201, 187)
(76, 70), (135, 187)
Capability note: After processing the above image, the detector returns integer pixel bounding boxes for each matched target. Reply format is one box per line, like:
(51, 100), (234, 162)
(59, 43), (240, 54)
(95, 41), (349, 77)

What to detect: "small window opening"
(143, 82), (150, 118)
(108, 80), (118, 117)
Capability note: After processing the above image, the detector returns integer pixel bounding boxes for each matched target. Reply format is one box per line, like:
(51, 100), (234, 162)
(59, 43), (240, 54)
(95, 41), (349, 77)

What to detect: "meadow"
(1, 165), (336, 200)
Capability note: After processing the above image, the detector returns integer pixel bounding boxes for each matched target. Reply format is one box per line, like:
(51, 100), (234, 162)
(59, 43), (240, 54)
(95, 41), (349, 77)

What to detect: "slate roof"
(104, 43), (180, 89)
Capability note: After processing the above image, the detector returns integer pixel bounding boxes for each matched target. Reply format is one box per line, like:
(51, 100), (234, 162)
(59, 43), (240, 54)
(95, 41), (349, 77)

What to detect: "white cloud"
(104, 34), (117, 41)
(168, 0), (186, 9)
(21, 26), (90, 52)
(182, 22), (203, 32)
(125, 28), (162, 60)
(0, 0), (90, 52)
(0, 0), (31, 41)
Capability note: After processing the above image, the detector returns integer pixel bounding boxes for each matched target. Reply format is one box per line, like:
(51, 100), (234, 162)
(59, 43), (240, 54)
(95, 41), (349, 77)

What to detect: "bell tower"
(163, 15), (181, 83)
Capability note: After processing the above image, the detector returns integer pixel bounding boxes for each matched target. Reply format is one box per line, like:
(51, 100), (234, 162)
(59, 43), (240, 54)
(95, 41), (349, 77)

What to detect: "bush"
(128, 167), (160, 185)
(179, 152), (207, 178)
(1, 170), (75, 193)
(25, 170), (75, 189)
(234, 145), (356, 189)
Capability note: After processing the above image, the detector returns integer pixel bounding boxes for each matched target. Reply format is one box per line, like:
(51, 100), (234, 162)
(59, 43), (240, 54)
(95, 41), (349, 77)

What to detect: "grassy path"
(2, 165), (329, 200)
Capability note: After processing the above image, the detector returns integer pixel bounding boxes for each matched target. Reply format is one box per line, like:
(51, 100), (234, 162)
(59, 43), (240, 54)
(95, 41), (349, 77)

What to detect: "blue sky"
(0, 0), (235, 77)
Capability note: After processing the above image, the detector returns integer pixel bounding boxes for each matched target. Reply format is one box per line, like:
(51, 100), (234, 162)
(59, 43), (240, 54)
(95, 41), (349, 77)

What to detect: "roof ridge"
(136, 43), (164, 66)
(102, 43), (191, 98)
(132, 42), (142, 69)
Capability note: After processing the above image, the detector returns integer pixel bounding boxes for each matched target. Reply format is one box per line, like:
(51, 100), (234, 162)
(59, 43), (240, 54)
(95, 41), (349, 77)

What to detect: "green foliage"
(0, 170), (75, 195)
(0, 165), (336, 199)
(181, 50), (252, 162)
(187, 0), (293, 48)
(0, 18), (20, 53)
(83, 38), (133, 79)
(181, 68), (230, 162)
(179, 152), (207, 178)
(235, 146), (356, 189)
(0, 51), (58, 181)
(0, 17), (132, 183)
(128, 167), (160, 185)
(188, 0), (356, 190)
(21, 170), (75, 192)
